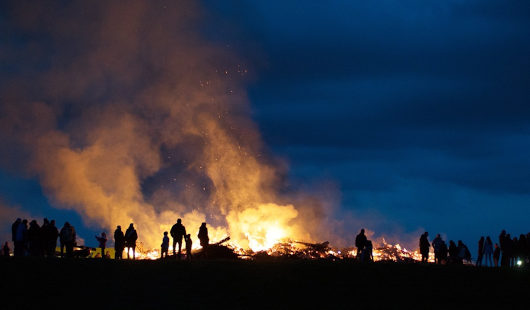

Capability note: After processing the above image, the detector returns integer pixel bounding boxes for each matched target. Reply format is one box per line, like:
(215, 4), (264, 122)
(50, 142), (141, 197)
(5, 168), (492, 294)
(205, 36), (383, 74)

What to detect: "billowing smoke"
(0, 0), (340, 250)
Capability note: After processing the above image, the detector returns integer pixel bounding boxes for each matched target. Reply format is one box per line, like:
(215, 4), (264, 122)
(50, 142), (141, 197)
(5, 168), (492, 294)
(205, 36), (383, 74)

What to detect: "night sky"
(1, 1), (529, 252)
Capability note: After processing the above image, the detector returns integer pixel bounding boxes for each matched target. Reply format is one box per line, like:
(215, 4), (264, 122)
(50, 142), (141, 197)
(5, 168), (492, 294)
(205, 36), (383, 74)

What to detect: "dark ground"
(1, 257), (529, 309)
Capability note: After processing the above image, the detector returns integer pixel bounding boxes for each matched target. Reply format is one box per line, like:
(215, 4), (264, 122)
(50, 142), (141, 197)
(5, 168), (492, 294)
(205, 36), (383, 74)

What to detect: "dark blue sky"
(1, 1), (529, 251)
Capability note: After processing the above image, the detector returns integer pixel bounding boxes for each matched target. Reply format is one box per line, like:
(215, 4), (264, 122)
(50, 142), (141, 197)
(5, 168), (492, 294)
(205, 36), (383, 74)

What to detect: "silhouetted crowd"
(6, 218), (76, 258)
(3, 218), (528, 268)
(1, 217), (209, 261)
(416, 230), (530, 267)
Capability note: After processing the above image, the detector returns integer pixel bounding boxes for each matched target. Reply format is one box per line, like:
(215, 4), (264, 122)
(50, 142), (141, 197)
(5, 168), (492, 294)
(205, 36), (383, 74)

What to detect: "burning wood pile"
(122, 237), (428, 262)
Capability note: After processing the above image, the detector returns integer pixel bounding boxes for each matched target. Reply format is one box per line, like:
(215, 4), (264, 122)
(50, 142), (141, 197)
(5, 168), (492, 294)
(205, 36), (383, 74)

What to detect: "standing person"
(499, 230), (508, 267)
(3, 242), (10, 256)
(160, 232), (169, 259)
(355, 229), (367, 261)
(95, 232), (107, 259)
(198, 222), (209, 253)
(114, 225), (125, 260)
(448, 240), (458, 264)
(11, 218), (21, 246)
(364, 240), (373, 262)
(476, 236), (485, 267)
(483, 237), (493, 267)
(170, 219), (186, 259)
(440, 240), (448, 264)
(27, 220), (42, 257)
(493, 243), (501, 267)
(59, 222), (76, 258)
(184, 234), (192, 261)
(46, 220), (59, 257)
(431, 234), (444, 264)
(41, 218), (50, 256)
(419, 232), (430, 263)
(124, 223), (138, 260)
(14, 219), (28, 257)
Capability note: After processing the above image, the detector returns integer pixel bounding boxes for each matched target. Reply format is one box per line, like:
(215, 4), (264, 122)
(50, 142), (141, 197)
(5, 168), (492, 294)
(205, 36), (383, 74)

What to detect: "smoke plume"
(0, 0), (339, 250)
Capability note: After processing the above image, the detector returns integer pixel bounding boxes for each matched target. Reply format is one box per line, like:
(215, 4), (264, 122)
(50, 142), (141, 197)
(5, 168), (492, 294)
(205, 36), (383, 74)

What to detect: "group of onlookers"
(2, 217), (210, 260)
(5, 218), (76, 258)
(424, 230), (530, 267)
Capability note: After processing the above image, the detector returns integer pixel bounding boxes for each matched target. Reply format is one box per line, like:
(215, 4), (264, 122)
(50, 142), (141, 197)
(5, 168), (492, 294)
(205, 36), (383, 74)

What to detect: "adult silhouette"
(419, 232), (430, 263)
(95, 232), (107, 259)
(355, 229), (367, 260)
(170, 219), (186, 259)
(27, 220), (41, 256)
(483, 237), (493, 267)
(198, 223), (209, 250)
(124, 223), (138, 259)
(476, 236), (485, 267)
(431, 234), (444, 264)
(46, 220), (59, 257)
(493, 243), (501, 267)
(59, 222), (76, 258)
(14, 219), (28, 257)
(114, 226), (125, 260)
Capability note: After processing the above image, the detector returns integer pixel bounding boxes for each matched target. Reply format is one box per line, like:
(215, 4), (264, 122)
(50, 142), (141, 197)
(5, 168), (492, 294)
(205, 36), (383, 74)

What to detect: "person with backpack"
(170, 219), (186, 259)
(124, 223), (138, 260)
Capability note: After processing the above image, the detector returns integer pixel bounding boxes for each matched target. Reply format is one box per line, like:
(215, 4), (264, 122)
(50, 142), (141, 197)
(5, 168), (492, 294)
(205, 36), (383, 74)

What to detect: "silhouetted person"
(355, 229), (367, 260)
(11, 218), (21, 244)
(185, 234), (192, 261)
(45, 220), (59, 257)
(114, 225), (125, 260)
(41, 218), (49, 255)
(439, 240), (448, 264)
(27, 220), (42, 256)
(161, 232), (169, 259)
(364, 240), (373, 262)
(96, 232), (107, 259)
(499, 230), (508, 267)
(170, 219), (186, 259)
(3, 242), (9, 256)
(198, 222), (209, 254)
(504, 234), (513, 267)
(125, 223), (138, 259)
(60, 222), (76, 258)
(448, 240), (458, 264)
(483, 237), (493, 267)
(419, 232), (430, 263)
(14, 219), (27, 257)
(476, 236), (485, 267)
(493, 243), (501, 267)
(432, 234), (444, 264)
(511, 236), (518, 266)
(457, 240), (471, 264)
